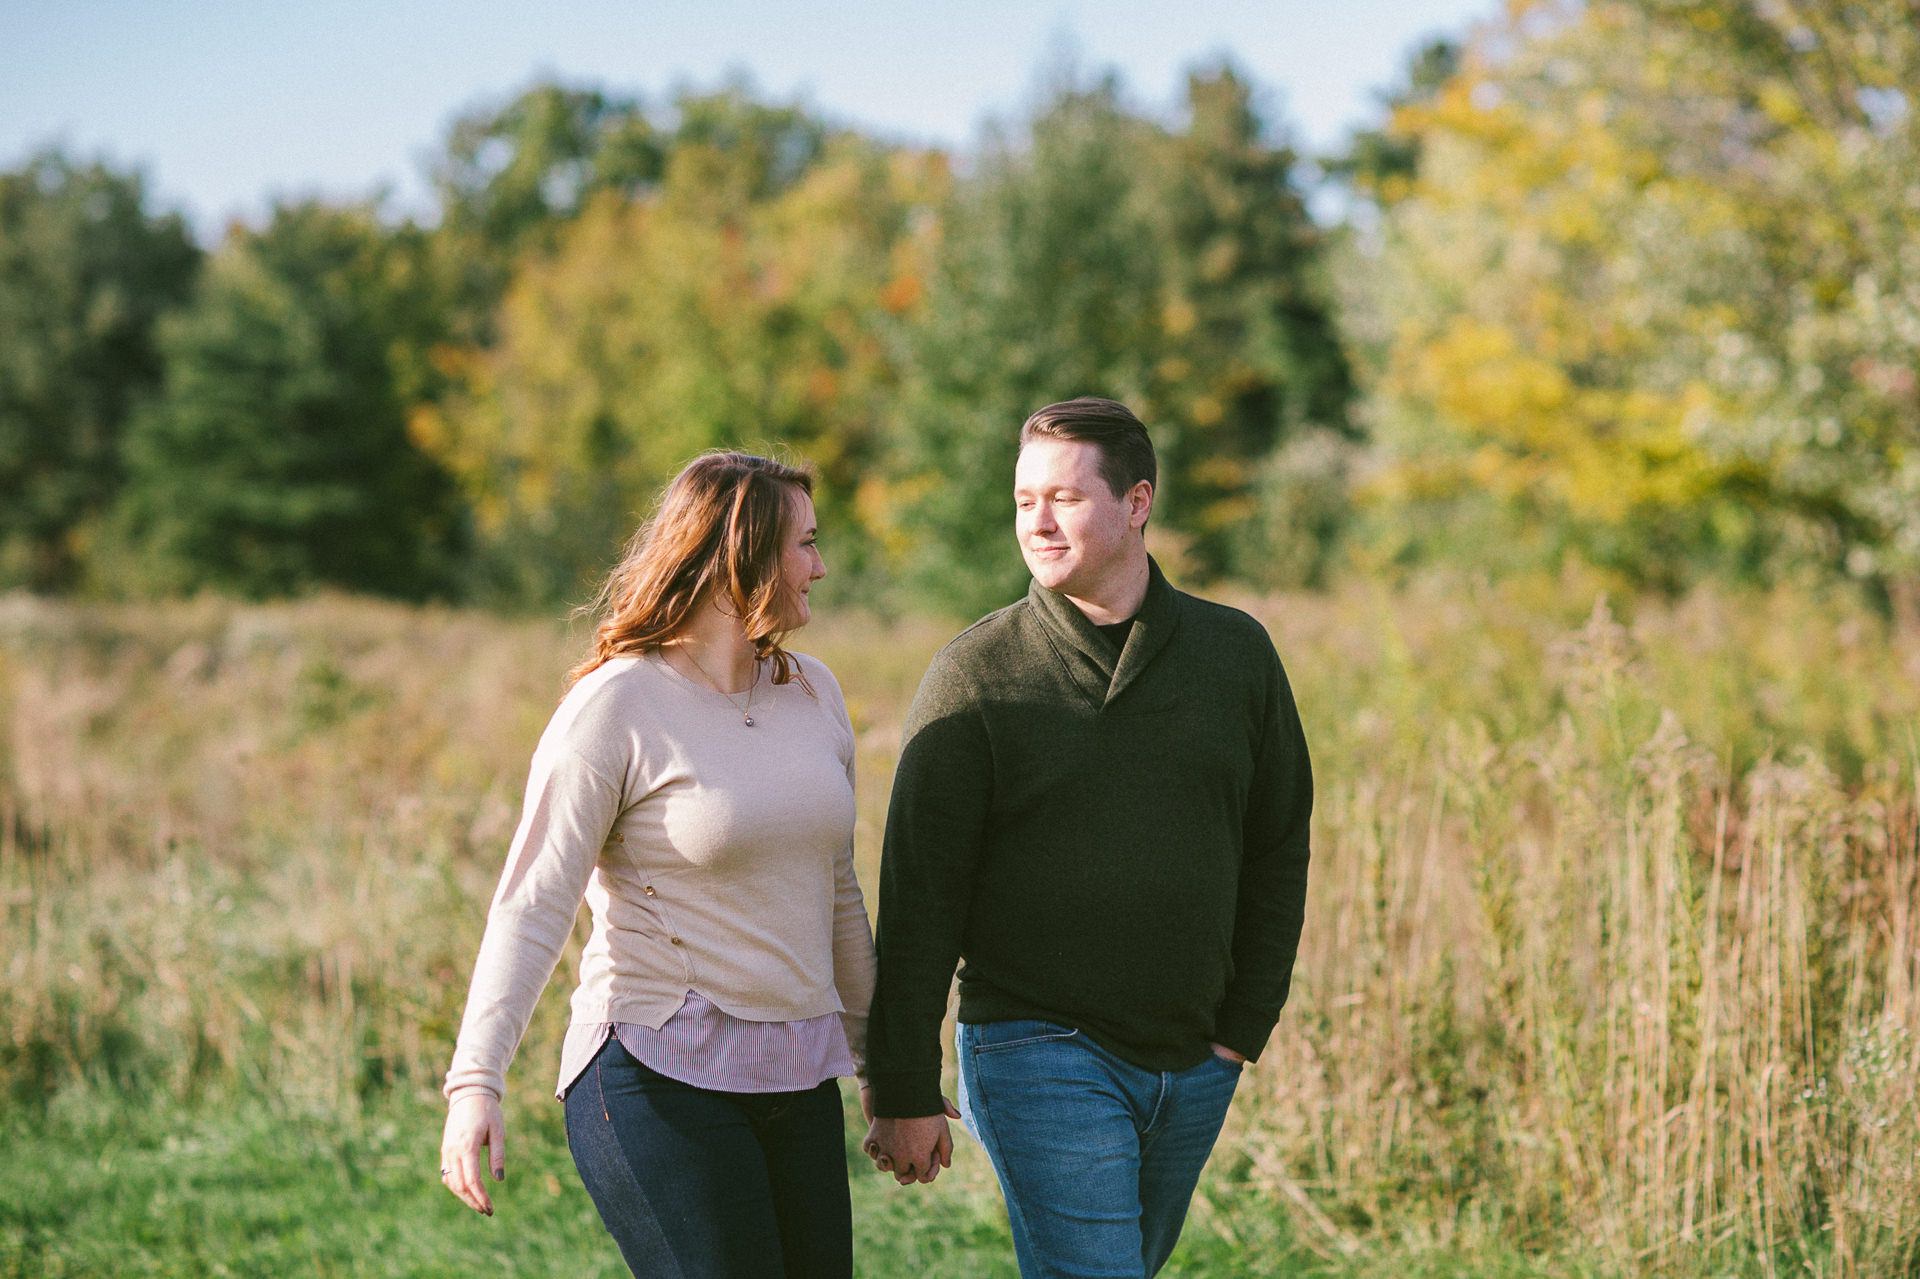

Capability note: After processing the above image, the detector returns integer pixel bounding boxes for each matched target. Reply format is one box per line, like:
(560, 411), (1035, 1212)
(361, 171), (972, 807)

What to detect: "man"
(863, 397), (1314, 1277)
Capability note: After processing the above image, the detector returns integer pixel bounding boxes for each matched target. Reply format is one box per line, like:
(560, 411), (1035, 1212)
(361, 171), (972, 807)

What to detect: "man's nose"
(1031, 503), (1057, 532)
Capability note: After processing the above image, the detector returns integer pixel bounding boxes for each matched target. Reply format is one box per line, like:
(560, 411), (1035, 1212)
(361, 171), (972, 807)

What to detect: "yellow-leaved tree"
(414, 111), (944, 604)
(1357, 0), (1920, 603)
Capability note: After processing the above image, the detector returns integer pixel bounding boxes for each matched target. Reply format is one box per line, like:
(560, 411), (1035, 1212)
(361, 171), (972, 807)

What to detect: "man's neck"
(1062, 552), (1150, 627)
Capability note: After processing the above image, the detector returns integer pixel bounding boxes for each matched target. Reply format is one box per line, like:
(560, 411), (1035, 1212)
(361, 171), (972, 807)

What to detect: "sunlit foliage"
(1360, 0), (1920, 601)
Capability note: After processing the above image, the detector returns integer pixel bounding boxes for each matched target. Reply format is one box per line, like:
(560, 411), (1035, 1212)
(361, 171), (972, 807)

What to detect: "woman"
(439, 452), (876, 1277)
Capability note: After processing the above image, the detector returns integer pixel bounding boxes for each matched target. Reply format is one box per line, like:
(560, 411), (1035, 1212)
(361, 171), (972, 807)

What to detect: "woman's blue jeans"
(563, 1036), (852, 1278)
(956, 1019), (1242, 1279)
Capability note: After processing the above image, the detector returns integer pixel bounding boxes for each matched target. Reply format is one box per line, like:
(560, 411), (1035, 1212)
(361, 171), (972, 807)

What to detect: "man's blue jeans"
(956, 1019), (1242, 1278)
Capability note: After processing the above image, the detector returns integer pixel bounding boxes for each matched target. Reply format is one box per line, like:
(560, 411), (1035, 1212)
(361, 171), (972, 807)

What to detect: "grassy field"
(3, 575), (1917, 1276)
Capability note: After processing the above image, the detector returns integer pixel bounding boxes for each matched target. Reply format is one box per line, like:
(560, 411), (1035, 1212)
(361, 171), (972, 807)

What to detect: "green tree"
(0, 151), (199, 589)
(664, 83), (829, 212)
(429, 82), (664, 341)
(426, 78), (829, 349)
(886, 77), (1166, 613)
(434, 83), (662, 251)
(1150, 64), (1354, 585)
(1323, 37), (1462, 207)
(116, 201), (463, 597)
(888, 69), (1351, 609)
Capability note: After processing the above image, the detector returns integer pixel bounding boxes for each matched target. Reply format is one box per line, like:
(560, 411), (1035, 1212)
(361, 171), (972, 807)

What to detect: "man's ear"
(1129, 481), (1154, 531)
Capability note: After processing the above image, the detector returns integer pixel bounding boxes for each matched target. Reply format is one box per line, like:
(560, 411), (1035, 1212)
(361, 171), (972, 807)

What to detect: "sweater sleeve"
(1211, 637), (1314, 1061)
(443, 735), (624, 1104)
(864, 652), (993, 1117)
(821, 670), (877, 1077)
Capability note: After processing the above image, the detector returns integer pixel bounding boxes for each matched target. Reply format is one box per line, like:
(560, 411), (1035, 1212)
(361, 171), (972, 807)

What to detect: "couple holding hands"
(439, 397), (1314, 1278)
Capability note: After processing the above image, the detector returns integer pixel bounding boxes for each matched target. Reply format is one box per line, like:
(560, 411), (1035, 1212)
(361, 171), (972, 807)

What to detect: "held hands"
(1210, 1042), (1247, 1064)
(440, 1092), (506, 1216)
(858, 1083), (962, 1186)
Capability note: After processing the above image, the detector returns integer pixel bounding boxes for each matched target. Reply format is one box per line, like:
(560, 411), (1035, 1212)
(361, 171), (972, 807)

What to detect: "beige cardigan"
(443, 650), (876, 1103)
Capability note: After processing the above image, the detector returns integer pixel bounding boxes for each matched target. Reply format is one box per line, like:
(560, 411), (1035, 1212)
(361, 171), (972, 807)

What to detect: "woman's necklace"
(678, 645), (759, 727)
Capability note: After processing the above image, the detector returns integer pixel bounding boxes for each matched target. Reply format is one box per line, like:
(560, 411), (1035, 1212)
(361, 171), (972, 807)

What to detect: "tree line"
(4, 0), (1915, 615)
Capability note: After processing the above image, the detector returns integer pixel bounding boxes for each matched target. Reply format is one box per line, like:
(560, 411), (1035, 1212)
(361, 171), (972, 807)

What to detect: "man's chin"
(1025, 561), (1074, 592)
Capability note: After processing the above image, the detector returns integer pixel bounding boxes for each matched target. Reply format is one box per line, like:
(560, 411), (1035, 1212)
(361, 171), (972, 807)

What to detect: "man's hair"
(1018, 397), (1157, 498)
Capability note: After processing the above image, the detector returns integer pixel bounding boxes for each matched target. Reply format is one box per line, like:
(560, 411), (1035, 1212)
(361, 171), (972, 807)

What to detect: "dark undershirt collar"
(1095, 614), (1137, 652)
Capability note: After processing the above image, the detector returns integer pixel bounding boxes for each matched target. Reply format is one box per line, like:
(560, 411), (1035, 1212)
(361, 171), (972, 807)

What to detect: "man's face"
(1014, 438), (1144, 596)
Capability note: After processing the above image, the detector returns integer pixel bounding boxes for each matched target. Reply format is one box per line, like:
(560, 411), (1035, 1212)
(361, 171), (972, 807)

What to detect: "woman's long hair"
(568, 452), (816, 690)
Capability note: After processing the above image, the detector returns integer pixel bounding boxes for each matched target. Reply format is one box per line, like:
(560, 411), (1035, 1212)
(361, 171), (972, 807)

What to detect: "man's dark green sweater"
(865, 558), (1313, 1118)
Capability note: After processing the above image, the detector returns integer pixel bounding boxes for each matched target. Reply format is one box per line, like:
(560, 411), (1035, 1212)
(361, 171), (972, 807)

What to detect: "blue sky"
(3, 0), (1494, 238)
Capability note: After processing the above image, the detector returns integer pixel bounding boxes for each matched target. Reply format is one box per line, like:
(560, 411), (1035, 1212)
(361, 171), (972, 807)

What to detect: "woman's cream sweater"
(443, 650), (875, 1103)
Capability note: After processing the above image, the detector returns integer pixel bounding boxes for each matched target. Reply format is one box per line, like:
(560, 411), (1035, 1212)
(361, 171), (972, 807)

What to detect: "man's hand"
(1209, 1043), (1247, 1064)
(863, 1098), (963, 1185)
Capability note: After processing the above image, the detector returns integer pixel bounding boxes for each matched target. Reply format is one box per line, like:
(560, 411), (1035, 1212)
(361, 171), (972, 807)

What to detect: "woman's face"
(777, 490), (826, 629)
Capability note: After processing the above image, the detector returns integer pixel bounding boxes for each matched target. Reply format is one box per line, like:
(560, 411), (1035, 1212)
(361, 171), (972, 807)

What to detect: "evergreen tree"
(118, 202), (462, 597)
(888, 70), (1353, 608)
(1151, 65), (1354, 584)
(0, 151), (199, 589)
(889, 78), (1164, 614)
(1322, 37), (1461, 207)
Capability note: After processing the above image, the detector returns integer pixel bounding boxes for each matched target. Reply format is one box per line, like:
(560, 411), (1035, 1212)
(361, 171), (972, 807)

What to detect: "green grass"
(4, 1086), (1612, 1278)
(2, 1086), (1015, 1278)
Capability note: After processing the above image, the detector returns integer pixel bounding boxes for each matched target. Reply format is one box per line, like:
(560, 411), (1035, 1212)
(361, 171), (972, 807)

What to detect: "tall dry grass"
(2, 577), (1916, 1273)
(1230, 590), (1920, 1276)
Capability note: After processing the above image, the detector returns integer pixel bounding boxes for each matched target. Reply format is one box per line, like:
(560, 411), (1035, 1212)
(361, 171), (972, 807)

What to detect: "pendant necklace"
(679, 646), (759, 727)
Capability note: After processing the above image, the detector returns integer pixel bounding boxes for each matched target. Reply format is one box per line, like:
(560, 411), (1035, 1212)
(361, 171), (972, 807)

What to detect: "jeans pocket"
(969, 1019), (1082, 1055)
(1203, 1050), (1245, 1076)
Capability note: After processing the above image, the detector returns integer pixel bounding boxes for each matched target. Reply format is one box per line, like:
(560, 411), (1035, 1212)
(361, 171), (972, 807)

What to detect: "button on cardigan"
(444, 650), (876, 1104)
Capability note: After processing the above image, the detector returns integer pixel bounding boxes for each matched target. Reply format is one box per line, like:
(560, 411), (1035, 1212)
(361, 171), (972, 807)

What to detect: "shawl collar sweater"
(865, 558), (1313, 1117)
